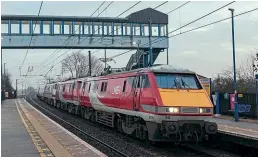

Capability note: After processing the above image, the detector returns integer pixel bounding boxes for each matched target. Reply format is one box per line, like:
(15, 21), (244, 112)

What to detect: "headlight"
(168, 107), (180, 113)
(199, 108), (212, 114)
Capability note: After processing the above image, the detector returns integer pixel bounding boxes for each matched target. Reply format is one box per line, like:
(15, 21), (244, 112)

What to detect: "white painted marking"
(21, 98), (107, 157)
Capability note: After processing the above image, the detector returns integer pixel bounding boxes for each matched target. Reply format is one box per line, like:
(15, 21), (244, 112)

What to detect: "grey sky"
(1, 1), (258, 89)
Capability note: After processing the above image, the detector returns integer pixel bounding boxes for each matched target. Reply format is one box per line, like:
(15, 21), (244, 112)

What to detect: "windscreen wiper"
(181, 78), (191, 88)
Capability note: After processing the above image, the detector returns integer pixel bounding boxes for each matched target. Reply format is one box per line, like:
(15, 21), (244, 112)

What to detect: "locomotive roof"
(44, 65), (195, 85)
(149, 65), (195, 74)
(105, 64), (195, 76)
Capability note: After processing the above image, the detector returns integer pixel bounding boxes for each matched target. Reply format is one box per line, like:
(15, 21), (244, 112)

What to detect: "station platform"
(213, 115), (258, 148)
(2, 99), (107, 157)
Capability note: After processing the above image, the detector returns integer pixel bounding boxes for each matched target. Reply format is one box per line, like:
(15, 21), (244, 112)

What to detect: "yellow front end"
(159, 88), (213, 108)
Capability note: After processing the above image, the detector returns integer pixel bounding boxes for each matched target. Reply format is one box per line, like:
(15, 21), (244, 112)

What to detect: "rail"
(27, 96), (129, 157)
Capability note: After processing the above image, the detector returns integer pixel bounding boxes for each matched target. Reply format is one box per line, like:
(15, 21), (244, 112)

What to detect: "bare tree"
(62, 51), (104, 78)
(212, 50), (258, 93)
(1, 72), (14, 91)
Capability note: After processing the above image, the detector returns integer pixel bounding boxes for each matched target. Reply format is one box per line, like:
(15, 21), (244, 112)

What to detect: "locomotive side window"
(63, 85), (65, 91)
(122, 80), (126, 92)
(141, 75), (150, 88)
(127, 77), (134, 87)
(135, 75), (150, 88)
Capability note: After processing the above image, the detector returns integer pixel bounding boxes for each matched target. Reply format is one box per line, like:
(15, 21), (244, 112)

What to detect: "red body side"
(78, 71), (161, 112)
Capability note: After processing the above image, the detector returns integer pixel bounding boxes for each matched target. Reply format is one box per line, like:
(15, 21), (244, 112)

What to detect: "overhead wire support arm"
(44, 65), (54, 77)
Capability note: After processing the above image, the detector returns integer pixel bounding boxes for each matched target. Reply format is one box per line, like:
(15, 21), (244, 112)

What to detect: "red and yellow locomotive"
(38, 65), (217, 144)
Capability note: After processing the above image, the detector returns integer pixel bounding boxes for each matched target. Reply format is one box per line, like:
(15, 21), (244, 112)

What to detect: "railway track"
(26, 96), (128, 157)
(25, 94), (240, 157)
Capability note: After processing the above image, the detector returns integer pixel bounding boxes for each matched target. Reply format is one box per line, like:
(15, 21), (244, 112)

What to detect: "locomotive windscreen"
(154, 73), (202, 89)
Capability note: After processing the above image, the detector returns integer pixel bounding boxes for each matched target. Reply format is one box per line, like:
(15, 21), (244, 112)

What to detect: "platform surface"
(1, 99), (40, 157)
(18, 98), (107, 157)
(214, 116), (258, 140)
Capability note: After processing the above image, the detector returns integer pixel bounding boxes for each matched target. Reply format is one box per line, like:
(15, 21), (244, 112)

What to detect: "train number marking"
(165, 116), (170, 119)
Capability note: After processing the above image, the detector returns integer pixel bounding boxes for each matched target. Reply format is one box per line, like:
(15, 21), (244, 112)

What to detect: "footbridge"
(1, 8), (169, 70)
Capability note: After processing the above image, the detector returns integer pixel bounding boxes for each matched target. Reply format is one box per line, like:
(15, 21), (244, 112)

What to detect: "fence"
(216, 92), (257, 118)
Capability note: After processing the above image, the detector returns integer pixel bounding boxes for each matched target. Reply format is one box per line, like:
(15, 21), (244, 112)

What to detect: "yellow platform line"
(16, 100), (54, 157)
(18, 100), (73, 157)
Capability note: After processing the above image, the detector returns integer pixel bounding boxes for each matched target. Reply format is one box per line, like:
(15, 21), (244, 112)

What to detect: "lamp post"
(4, 63), (6, 76)
(229, 8), (238, 122)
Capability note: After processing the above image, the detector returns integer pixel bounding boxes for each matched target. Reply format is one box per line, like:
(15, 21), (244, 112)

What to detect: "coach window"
(88, 83), (91, 92)
(104, 82), (108, 91)
(63, 85), (65, 92)
(101, 82), (105, 92)
(82, 82), (86, 93)
(72, 83), (75, 89)
(82, 82), (86, 90)
(78, 81), (82, 89)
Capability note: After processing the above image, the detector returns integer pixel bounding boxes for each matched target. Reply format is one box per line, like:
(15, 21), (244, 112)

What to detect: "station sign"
(199, 78), (211, 97)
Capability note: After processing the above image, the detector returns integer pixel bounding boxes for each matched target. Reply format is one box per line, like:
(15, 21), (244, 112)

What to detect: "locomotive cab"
(141, 66), (217, 144)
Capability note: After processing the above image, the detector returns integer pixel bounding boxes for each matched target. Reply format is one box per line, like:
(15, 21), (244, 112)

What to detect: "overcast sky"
(1, 1), (258, 89)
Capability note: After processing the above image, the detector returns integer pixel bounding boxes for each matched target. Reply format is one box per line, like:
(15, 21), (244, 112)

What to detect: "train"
(37, 65), (217, 144)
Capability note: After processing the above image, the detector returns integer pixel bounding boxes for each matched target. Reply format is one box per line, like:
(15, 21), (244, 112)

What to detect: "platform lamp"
(228, 8), (238, 122)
